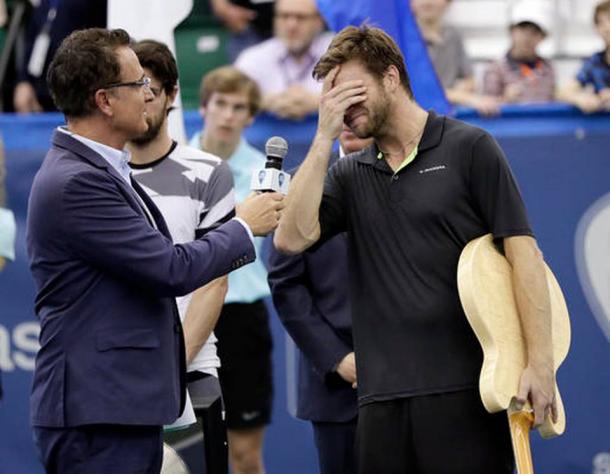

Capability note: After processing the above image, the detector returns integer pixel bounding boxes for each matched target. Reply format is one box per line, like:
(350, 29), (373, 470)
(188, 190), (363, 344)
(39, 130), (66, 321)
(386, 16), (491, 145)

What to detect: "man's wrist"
(313, 132), (335, 151)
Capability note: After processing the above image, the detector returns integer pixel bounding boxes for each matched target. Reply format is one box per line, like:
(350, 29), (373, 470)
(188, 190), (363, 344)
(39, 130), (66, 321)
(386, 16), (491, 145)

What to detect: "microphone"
(250, 136), (291, 195)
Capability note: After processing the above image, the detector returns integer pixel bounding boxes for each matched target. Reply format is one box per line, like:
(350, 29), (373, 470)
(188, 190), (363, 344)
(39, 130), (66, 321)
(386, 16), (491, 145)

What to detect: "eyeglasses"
(105, 76), (152, 91)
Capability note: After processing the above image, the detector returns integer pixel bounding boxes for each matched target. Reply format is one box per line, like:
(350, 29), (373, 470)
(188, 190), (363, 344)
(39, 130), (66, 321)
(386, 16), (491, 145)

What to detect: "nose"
(222, 106), (235, 120)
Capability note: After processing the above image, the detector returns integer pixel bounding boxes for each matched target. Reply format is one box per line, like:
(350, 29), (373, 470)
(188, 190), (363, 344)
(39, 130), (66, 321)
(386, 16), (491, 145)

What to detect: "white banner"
(107, 0), (194, 143)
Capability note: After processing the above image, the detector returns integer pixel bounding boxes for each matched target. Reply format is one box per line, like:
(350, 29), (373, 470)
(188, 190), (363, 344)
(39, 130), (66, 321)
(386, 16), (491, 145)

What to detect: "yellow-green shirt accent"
(377, 146), (419, 174)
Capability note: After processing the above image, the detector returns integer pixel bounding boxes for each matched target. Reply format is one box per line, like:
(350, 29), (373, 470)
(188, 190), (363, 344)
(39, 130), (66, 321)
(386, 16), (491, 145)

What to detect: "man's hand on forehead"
(323, 66), (341, 93)
(317, 66), (366, 142)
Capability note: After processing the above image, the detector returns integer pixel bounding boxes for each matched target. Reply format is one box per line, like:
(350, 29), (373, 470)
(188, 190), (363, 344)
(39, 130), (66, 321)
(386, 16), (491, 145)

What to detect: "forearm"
(505, 236), (553, 369)
(274, 134), (333, 254)
(183, 276), (228, 364)
(274, 68), (366, 252)
(446, 87), (476, 106)
(261, 93), (278, 113)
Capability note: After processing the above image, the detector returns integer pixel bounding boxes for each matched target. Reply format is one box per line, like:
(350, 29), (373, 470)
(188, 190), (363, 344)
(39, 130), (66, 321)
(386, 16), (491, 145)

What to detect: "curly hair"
(132, 39), (178, 97)
(312, 25), (413, 97)
(47, 28), (131, 118)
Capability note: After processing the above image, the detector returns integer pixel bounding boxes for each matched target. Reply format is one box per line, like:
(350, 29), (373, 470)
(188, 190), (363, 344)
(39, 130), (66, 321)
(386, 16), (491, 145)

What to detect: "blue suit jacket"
(267, 156), (357, 423)
(26, 131), (255, 428)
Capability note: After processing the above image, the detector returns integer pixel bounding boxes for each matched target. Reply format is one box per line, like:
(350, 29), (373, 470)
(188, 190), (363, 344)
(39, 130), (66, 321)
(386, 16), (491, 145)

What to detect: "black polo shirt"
(319, 111), (533, 406)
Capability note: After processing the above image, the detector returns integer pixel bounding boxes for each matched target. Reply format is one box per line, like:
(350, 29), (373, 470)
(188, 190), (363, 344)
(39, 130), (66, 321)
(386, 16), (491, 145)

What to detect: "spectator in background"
(235, 0), (332, 120)
(268, 126), (373, 474)
(558, 0), (610, 113)
(412, 0), (500, 115)
(482, 0), (556, 105)
(13, 0), (106, 113)
(190, 66), (273, 474)
(211, 0), (275, 62)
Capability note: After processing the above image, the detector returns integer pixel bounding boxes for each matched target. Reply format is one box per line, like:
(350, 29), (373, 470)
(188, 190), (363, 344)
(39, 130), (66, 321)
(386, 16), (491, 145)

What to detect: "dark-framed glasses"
(105, 76), (152, 91)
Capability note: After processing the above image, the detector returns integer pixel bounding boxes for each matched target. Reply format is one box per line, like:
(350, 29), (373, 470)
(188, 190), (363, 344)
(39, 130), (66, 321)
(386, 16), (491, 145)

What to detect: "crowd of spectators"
(0, 0), (609, 116)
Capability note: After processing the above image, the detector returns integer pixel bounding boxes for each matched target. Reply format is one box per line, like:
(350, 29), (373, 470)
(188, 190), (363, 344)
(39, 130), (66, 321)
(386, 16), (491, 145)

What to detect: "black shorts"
(215, 299), (273, 429)
(356, 389), (514, 474)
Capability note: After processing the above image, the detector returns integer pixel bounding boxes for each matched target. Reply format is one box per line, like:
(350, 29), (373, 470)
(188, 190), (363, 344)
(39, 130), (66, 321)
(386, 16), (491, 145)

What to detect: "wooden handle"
(508, 407), (535, 474)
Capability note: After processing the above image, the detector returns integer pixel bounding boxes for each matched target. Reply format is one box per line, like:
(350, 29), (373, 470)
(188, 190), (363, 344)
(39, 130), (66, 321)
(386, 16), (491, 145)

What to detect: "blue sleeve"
(575, 57), (594, 87)
(61, 171), (254, 296)
(268, 244), (352, 378)
(319, 160), (349, 243)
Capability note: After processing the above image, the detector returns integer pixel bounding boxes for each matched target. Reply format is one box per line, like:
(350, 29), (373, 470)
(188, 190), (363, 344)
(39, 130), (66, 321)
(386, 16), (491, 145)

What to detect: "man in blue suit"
(267, 126), (372, 474)
(26, 28), (284, 473)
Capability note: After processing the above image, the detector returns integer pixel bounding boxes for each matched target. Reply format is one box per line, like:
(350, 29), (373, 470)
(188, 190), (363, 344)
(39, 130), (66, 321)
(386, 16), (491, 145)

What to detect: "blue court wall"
(1, 105), (609, 473)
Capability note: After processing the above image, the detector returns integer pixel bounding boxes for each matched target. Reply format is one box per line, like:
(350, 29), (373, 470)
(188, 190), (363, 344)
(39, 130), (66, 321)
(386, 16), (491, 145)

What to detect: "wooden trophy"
(457, 234), (571, 474)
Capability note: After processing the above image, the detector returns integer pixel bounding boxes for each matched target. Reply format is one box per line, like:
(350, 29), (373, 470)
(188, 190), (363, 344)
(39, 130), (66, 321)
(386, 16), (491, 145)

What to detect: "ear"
(167, 85), (179, 107)
(383, 65), (401, 92)
(198, 105), (206, 118)
(94, 89), (114, 118)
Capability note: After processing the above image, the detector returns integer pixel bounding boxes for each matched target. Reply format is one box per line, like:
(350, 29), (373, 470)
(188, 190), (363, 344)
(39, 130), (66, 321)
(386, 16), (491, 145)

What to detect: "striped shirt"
(131, 141), (235, 376)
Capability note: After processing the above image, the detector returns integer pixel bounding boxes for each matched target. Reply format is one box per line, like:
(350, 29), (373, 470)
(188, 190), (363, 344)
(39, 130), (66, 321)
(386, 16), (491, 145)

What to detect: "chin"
(129, 124), (150, 143)
(287, 42), (308, 56)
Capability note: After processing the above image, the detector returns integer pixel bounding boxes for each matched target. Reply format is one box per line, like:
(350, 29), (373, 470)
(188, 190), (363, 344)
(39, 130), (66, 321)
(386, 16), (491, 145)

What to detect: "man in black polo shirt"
(274, 25), (556, 473)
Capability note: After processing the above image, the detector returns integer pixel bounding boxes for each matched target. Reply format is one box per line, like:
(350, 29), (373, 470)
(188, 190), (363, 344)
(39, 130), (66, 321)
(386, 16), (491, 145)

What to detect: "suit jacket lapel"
(53, 130), (172, 240)
(130, 177), (172, 239)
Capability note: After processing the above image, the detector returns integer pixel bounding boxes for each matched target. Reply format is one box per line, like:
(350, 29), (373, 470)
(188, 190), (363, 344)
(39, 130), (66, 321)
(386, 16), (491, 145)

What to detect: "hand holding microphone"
(236, 193), (284, 236)
(236, 137), (291, 236)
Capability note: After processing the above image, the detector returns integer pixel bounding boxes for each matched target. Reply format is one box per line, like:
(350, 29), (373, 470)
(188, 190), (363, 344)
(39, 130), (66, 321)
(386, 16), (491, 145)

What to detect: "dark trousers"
(312, 417), (358, 474)
(33, 424), (163, 474)
(188, 371), (228, 474)
(356, 389), (514, 474)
